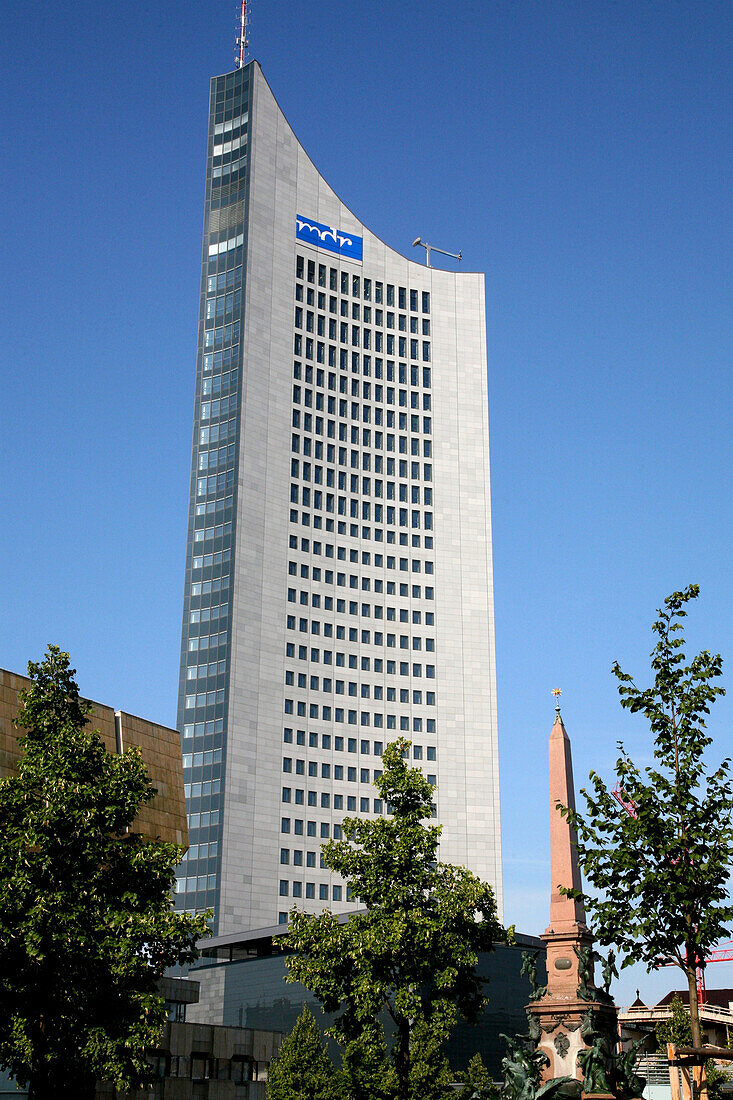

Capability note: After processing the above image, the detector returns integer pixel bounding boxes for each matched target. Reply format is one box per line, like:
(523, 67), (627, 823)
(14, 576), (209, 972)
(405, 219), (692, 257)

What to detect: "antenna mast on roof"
(235, 0), (250, 68)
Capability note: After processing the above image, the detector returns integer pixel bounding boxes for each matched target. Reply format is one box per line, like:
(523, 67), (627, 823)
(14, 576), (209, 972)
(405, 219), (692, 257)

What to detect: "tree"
(455, 1052), (499, 1100)
(562, 586), (733, 1047)
(284, 738), (505, 1100)
(0, 647), (210, 1100)
(656, 995), (730, 1100)
(267, 1006), (343, 1100)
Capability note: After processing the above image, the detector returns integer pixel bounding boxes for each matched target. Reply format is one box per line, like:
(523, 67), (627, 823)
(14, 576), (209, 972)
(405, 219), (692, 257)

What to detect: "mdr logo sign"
(295, 215), (363, 261)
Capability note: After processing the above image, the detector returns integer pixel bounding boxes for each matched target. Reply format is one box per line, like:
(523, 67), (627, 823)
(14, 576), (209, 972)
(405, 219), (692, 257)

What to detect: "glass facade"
(191, 930), (543, 1077)
(176, 66), (252, 922)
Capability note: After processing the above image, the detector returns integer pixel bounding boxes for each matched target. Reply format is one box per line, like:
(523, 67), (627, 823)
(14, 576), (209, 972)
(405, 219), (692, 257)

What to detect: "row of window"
(201, 366), (238, 394)
(182, 718), (225, 739)
(188, 602), (228, 624)
(286, 644), (435, 666)
(199, 418), (237, 445)
(282, 788), (381, 808)
(284, 759), (382, 781)
(293, 415), (432, 451)
(294, 364), (432, 392)
(296, 329), (431, 362)
(290, 513), (432, 547)
(280, 814), (361, 836)
(290, 503), (433, 532)
(211, 156), (246, 185)
(296, 256), (431, 313)
(285, 670), (435, 694)
(292, 483), (433, 509)
(283, 701), (436, 722)
(184, 778), (221, 799)
(283, 730), (437, 759)
(200, 393), (237, 421)
(191, 544), (231, 569)
(280, 880), (347, 902)
(293, 334), (430, 365)
(186, 808), (220, 830)
(285, 616), (435, 645)
(288, 585), (433, 607)
(185, 688), (226, 708)
(176, 875), (216, 894)
(182, 750), (223, 769)
(206, 288), (242, 321)
(295, 296), (431, 339)
(289, 552), (434, 575)
(193, 521), (233, 543)
(293, 433), (432, 463)
(294, 384), (432, 414)
(206, 264), (242, 295)
(188, 630), (228, 652)
(212, 130), (247, 164)
(297, 348), (428, 382)
(207, 227), (244, 256)
(189, 576), (229, 598)
(288, 533), (433, 560)
(186, 661), (226, 680)
(146, 1050), (257, 1085)
(212, 109), (249, 138)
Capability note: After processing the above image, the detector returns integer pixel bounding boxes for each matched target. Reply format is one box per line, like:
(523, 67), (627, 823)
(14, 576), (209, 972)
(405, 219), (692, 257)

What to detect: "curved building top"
(177, 59), (501, 936)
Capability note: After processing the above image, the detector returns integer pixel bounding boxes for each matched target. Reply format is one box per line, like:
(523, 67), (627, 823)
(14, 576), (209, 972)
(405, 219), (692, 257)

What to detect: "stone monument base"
(528, 996), (618, 1085)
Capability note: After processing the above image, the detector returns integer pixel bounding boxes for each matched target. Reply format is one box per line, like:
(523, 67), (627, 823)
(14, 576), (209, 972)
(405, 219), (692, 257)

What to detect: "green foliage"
(266, 1007), (342, 1100)
(0, 647), (210, 1100)
(704, 1059), (730, 1100)
(655, 995), (692, 1047)
(656, 996), (730, 1100)
(561, 587), (733, 1044)
(340, 1021), (395, 1100)
(456, 1052), (500, 1099)
(284, 738), (505, 1100)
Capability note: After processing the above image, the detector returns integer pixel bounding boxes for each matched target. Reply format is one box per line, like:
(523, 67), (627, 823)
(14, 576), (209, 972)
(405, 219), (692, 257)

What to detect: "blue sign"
(295, 215), (363, 261)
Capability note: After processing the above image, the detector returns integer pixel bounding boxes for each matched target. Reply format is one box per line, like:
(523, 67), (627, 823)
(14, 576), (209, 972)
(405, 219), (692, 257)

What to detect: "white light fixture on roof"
(412, 237), (462, 268)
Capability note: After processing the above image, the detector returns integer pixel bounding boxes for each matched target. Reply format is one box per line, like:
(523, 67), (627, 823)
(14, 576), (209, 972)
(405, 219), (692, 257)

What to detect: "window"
(191, 1054), (212, 1081)
(230, 1057), (253, 1084)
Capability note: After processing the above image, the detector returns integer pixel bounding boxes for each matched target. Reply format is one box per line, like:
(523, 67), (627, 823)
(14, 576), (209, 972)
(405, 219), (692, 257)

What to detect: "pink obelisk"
(527, 695), (617, 1086)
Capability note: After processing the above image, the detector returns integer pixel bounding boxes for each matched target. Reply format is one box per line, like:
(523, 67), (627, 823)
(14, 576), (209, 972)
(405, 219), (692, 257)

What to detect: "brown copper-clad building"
(0, 667), (188, 847)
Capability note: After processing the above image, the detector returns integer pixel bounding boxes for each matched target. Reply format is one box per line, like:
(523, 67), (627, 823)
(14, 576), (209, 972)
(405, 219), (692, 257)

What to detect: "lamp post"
(412, 237), (462, 268)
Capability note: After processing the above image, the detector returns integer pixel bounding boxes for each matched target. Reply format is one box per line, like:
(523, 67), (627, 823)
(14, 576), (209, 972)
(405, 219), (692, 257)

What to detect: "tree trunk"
(687, 966), (703, 1049)
(29, 1074), (96, 1100)
(395, 1017), (410, 1100)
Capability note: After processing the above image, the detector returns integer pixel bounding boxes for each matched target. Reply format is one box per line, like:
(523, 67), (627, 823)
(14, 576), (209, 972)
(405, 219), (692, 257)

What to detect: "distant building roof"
(657, 990), (733, 1009)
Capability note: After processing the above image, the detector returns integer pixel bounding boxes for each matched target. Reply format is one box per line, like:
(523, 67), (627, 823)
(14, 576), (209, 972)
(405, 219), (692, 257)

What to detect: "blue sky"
(1, 1), (732, 1005)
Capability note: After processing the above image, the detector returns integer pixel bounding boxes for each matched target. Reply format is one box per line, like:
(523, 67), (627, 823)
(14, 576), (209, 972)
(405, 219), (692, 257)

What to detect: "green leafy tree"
(656, 994), (693, 1048)
(0, 647), (210, 1100)
(455, 1052), (499, 1099)
(267, 1006), (343, 1100)
(562, 587), (733, 1047)
(284, 738), (505, 1100)
(340, 1021), (395, 1100)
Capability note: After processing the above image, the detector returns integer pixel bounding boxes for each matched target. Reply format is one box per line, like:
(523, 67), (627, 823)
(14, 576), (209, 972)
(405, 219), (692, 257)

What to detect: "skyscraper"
(175, 60), (502, 936)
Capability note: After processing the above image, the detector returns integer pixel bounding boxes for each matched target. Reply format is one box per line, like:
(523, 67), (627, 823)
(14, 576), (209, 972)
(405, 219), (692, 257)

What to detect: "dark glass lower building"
(188, 925), (545, 1079)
